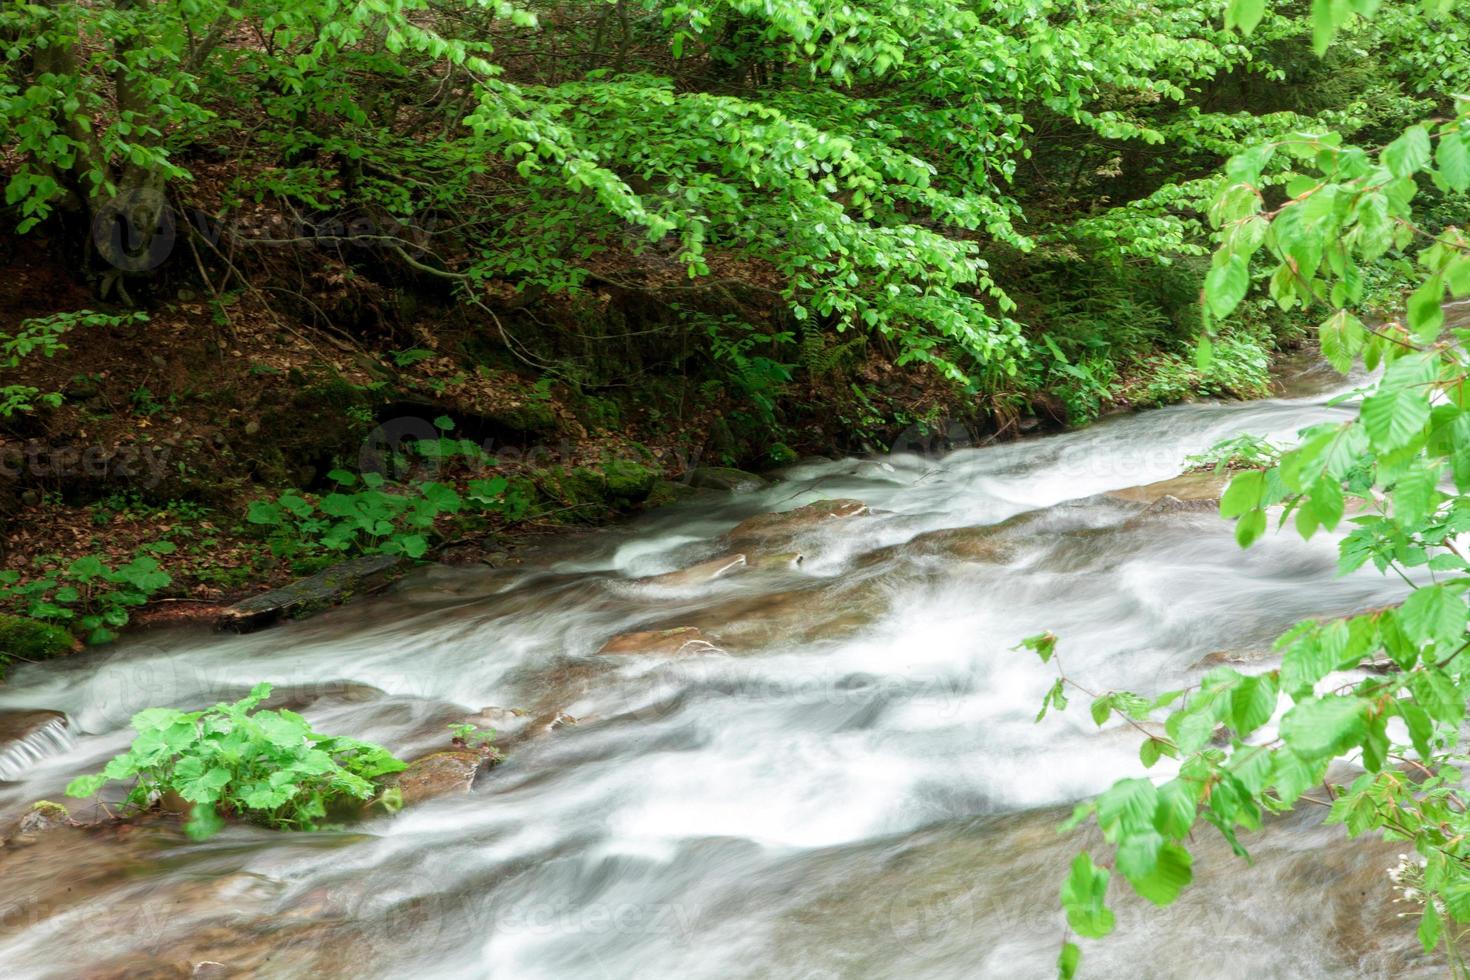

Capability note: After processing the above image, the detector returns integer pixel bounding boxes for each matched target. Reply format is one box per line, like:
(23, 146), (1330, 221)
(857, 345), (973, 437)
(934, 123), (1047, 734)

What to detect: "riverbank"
(0, 269), (1325, 678)
(0, 354), (1426, 977)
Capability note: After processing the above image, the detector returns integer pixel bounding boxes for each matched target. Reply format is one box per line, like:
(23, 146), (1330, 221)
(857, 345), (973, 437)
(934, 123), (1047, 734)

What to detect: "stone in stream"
(894, 525), (1015, 564)
(636, 551), (806, 589)
(684, 465), (772, 493)
(597, 626), (722, 656)
(1106, 471), (1229, 509)
(634, 574), (892, 652)
(639, 553), (749, 587)
(377, 749), (489, 807)
(216, 554), (406, 633)
(726, 498), (870, 550)
(0, 709), (74, 782)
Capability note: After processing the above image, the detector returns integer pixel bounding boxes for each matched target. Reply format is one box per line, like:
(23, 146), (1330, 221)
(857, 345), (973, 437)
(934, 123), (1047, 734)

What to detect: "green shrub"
(1183, 434), (1285, 473)
(246, 466), (522, 561)
(0, 547), (174, 645)
(66, 683), (406, 839)
(0, 613), (76, 679)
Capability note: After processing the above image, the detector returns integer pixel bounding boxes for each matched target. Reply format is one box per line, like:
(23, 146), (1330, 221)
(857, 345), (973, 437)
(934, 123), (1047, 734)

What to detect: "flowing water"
(3, 319), (1467, 979)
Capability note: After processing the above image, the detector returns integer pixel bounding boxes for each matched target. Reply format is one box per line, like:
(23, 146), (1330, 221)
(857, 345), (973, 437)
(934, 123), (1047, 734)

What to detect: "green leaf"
(1220, 470), (1266, 518)
(1016, 632), (1058, 663)
(1318, 310), (1364, 373)
(1129, 842), (1193, 906)
(1407, 276), (1445, 342)
(1230, 673), (1278, 735)
(1360, 389), (1430, 451)
(1154, 779), (1198, 838)
(1228, 0), (1267, 32)
(65, 773), (109, 798)
(1382, 125), (1432, 179)
(1435, 131), (1470, 192)
(1235, 508), (1267, 548)
(1204, 254), (1250, 319)
(184, 802), (226, 840)
(1420, 896), (1443, 952)
(1060, 853), (1115, 939)
(1097, 778), (1158, 836)
(1398, 585), (1467, 649)
(1279, 697), (1368, 758)
(1057, 941), (1080, 980)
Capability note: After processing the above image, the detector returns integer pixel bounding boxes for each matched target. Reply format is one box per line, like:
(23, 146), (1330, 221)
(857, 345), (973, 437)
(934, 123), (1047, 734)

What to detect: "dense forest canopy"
(5, 0), (1466, 411)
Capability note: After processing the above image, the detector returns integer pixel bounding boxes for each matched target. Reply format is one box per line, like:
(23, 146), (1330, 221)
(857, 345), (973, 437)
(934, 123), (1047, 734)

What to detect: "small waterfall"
(0, 714), (76, 782)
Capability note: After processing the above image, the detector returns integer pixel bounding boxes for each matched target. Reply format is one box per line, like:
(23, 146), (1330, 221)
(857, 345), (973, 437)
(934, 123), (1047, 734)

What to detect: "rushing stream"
(4, 317), (1468, 979)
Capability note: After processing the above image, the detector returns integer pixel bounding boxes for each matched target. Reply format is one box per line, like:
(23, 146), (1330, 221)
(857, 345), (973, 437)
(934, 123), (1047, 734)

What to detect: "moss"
(534, 459), (658, 515)
(572, 394), (622, 432)
(644, 479), (702, 508)
(535, 465), (609, 516)
(0, 614), (77, 680)
(602, 459), (658, 502)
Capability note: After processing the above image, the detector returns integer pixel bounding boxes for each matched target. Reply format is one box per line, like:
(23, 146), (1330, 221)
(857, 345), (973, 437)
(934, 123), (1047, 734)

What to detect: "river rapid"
(5, 318), (1468, 979)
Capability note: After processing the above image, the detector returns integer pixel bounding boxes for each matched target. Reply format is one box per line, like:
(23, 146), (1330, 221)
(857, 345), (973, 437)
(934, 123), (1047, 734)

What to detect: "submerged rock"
(379, 749), (488, 807)
(597, 627), (722, 656)
(897, 525), (1014, 564)
(0, 710), (73, 782)
(638, 553), (749, 587)
(1106, 471), (1228, 509)
(216, 555), (405, 633)
(726, 498), (869, 548)
(685, 466), (771, 493)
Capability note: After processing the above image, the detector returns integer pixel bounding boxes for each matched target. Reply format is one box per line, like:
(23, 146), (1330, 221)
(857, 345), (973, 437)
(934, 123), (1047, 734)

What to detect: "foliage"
(448, 722), (503, 760)
(246, 463), (520, 562)
(1183, 433), (1285, 473)
(6, 0), (1448, 409)
(0, 613), (76, 680)
(65, 683), (406, 839)
(0, 547), (174, 645)
(1, 311), (145, 419)
(1034, 2), (1470, 975)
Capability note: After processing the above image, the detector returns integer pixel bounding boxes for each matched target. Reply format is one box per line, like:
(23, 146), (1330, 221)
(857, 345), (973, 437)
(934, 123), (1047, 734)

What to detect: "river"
(3, 316), (1465, 979)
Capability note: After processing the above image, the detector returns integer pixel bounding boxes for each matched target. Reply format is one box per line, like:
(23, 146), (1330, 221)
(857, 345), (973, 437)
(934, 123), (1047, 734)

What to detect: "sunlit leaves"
(1279, 696), (1369, 757)
(1060, 853), (1114, 938)
(66, 684), (407, 839)
(1382, 125), (1432, 178)
(1360, 387), (1430, 451)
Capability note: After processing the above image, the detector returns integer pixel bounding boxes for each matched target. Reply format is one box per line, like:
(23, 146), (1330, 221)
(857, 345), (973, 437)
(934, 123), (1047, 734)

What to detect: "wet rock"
(639, 553), (748, 587)
(0, 709), (67, 746)
(643, 575), (891, 651)
(597, 627), (722, 656)
(726, 498), (869, 548)
(0, 710), (73, 782)
(1106, 471), (1228, 509)
(685, 466), (771, 493)
(4, 801), (75, 844)
(216, 555), (405, 633)
(897, 526), (1014, 563)
(1190, 646), (1274, 670)
(745, 551), (804, 571)
(499, 710), (577, 751)
(644, 479), (713, 508)
(380, 750), (488, 807)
